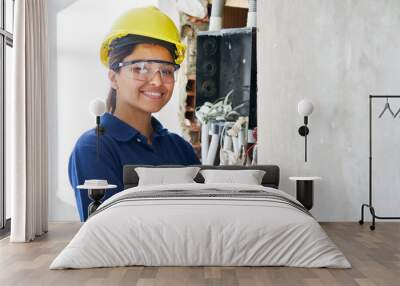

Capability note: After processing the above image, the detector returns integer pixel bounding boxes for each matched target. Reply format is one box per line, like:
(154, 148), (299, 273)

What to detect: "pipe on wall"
(209, 0), (224, 31)
(247, 0), (256, 28)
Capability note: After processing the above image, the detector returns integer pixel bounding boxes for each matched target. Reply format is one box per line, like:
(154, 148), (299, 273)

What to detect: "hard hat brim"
(100, 31), (185, 67)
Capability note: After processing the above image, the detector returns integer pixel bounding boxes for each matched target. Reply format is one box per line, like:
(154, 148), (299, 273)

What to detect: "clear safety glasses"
(118, 60), (180, 84)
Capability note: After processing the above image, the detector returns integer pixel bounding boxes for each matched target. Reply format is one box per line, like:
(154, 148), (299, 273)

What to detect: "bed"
(50, 165), (350, 269)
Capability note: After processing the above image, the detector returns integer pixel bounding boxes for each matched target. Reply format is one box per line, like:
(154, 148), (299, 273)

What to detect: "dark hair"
(106, 44), (136, 114)
(106, 35), (178, 114)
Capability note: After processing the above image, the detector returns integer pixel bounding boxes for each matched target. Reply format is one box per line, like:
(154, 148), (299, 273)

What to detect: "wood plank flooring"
(0, 222), (399, 286)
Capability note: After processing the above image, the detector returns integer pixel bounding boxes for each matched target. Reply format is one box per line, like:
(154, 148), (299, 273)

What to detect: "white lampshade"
(297, 99), (314, 116)
(89, 98), (106, 117)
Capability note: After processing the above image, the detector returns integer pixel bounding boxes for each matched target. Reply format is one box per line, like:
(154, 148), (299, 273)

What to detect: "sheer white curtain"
(10, 0), (49, 242)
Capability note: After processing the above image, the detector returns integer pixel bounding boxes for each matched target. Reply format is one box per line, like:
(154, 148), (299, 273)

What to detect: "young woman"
(69, 6), (200, 222)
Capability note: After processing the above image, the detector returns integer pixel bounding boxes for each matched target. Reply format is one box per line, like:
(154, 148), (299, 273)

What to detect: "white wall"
(258, 0), (400, 221)
(47, 0), (184, 221)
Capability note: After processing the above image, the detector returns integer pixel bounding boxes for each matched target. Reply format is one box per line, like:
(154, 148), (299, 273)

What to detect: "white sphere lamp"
(298, 99), (314, 116)
(89, 98), (106, 117)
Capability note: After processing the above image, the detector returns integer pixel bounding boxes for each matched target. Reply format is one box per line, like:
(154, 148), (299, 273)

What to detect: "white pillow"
(135, 167), (201, 186)
(200, 169), (266, 185)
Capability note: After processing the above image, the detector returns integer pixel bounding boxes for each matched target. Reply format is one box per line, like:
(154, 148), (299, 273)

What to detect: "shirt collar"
(101, 112), (169, 142)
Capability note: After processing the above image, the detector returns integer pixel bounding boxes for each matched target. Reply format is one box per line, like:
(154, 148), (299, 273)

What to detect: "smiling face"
(109, 43), (175, 114)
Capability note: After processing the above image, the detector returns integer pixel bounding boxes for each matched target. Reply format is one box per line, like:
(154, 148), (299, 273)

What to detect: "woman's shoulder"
(165, 132), (190, 145)
(73, 127), (114, 150)
(164, 132), (198, 153)
(74, 128), (97, 148)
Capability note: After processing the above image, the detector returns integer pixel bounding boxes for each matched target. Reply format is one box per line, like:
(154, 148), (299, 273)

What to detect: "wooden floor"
(0, 222), (399, 286)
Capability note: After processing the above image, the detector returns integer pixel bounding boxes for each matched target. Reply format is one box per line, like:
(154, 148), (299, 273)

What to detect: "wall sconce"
(89, 99), (106, 160)
(297, 99), (314, 162)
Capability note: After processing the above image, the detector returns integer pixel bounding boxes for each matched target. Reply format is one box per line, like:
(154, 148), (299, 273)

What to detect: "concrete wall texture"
(258, 0), (400, 221)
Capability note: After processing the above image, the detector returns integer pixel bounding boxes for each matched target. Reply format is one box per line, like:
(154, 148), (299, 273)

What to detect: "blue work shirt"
(68, 112), (200, 222)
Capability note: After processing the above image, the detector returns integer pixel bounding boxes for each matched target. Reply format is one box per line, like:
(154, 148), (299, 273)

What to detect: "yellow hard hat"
(100, 6), (185, 67)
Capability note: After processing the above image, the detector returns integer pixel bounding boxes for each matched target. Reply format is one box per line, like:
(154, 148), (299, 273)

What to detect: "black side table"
(289, 177), (321, 210)
(77, 180), (117, 218)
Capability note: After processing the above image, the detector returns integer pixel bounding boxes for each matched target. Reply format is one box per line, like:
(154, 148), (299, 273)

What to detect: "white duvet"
(50, 183), (351, 269)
